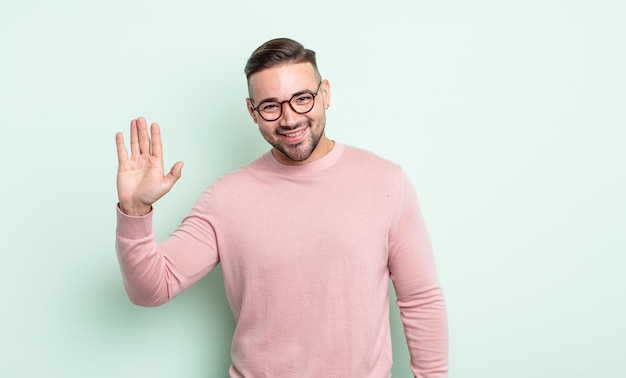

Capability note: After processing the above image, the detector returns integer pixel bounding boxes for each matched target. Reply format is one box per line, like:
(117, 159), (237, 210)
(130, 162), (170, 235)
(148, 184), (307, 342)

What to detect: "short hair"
(244, 38), (321, 81)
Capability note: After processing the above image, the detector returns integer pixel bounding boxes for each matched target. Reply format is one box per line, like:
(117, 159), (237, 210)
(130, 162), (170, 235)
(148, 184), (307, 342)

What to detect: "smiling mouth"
(281, 128), (306, 138)
(277, 125), (309, 141)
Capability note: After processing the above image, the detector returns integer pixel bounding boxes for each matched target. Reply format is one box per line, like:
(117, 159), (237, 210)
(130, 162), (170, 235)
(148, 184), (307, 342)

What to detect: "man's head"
(245, 38), (332, 166)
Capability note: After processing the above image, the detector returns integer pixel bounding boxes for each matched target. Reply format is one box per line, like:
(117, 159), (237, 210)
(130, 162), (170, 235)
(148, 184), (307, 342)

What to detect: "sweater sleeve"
(388, 170), (448, 377)
(115, 187), (220, 307)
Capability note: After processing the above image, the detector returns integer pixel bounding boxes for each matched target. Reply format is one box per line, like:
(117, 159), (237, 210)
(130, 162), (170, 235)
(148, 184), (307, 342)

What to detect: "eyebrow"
(256, 88), (315, 104)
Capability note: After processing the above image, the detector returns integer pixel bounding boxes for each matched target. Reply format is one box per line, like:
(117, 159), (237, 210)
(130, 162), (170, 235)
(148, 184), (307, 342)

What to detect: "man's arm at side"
(388, 171), (448, 377)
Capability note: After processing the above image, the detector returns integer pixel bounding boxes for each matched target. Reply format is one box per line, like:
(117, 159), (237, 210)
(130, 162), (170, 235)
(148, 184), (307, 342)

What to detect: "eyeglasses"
(251, 81), (322, 122)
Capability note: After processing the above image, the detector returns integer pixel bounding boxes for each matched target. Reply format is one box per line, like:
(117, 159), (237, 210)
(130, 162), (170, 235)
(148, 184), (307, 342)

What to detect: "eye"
(261, 102), (280, 112)
(294, 94), (313, 104)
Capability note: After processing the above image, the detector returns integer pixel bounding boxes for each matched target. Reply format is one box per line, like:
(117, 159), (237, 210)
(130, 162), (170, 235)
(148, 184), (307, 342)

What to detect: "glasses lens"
(290, 93), (315, 114)
(258, 101), (282, 121)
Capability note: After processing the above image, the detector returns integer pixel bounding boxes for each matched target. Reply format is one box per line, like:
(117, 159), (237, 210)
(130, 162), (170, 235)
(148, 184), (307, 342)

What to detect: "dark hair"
(244, 38), (321, 81)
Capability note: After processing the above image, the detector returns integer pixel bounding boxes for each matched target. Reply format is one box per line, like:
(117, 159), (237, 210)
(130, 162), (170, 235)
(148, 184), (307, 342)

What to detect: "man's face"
(246, 62), (331, 165)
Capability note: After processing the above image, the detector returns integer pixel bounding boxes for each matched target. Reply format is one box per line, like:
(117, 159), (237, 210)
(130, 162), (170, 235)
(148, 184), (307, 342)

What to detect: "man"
(115, 38), (448, 377)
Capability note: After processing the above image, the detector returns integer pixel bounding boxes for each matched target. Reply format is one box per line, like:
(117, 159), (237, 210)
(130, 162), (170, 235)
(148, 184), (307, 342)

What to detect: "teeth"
(285, 130), (304, 137)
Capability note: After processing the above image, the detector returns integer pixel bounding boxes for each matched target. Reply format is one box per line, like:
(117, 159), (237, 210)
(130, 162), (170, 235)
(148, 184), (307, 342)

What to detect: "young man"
(115, 38), (448, 377)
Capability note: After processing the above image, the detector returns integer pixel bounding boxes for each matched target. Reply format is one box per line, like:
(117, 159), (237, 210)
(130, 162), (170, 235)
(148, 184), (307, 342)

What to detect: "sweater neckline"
(262, 142), (344, 176)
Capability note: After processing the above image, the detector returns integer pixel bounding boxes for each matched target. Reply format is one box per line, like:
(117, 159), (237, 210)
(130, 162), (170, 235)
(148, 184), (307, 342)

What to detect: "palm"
(116, 118), (183, 216)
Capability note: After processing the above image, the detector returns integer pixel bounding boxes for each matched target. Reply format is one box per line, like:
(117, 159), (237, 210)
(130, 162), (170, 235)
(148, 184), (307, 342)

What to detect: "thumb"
(165, 161), (184, 184)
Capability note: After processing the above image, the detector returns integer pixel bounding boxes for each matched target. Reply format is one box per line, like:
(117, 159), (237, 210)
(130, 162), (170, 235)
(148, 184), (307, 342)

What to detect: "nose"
(279, 101), (300, 127)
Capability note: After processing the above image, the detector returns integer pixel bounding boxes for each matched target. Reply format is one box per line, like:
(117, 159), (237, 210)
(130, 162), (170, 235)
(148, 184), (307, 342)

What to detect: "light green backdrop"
(1, 1), (624, 377)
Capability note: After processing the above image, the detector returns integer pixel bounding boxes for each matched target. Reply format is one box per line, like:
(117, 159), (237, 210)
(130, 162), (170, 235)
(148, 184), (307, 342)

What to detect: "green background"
(1, 0), (624, 376)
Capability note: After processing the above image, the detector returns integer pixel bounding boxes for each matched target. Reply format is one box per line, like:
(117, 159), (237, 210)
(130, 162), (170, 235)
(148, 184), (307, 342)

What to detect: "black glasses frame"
(251, 81), (323, 122)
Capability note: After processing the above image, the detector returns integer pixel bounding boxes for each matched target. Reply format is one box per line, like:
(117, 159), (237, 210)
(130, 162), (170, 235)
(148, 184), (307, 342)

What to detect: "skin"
(116, 62), (332, 216)
(246, 62), (333, 166)
(115, 118), (184, 216)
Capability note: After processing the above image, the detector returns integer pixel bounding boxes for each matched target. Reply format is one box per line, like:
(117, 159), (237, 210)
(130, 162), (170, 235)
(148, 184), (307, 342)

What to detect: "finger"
(115, 132), (128, 163)
(129, 119), (139, 157)
(136, 117), (151, 155)
(150, 123), (163, 159)
(166, 161), (184, 182)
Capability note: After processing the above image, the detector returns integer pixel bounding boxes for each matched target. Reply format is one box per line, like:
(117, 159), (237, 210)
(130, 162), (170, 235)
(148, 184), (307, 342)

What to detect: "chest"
(214, 177), (395, 277)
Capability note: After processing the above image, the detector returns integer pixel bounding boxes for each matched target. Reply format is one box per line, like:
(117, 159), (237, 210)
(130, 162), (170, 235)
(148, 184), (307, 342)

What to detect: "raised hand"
(116, 117), (184, 216)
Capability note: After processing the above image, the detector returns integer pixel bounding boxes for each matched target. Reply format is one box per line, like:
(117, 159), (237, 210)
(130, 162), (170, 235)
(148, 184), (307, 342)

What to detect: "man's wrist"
(118, 202), (152, 217)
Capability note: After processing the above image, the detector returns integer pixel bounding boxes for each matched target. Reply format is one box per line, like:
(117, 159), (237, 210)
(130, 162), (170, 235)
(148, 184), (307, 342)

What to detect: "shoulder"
(339, 143), (404, 177)
(208, 153), (272, 191)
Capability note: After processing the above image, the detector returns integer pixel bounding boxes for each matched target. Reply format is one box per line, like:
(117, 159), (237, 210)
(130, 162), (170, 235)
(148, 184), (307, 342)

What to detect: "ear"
(246, 98), (258, 124)
(321, 79), (331, 109)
